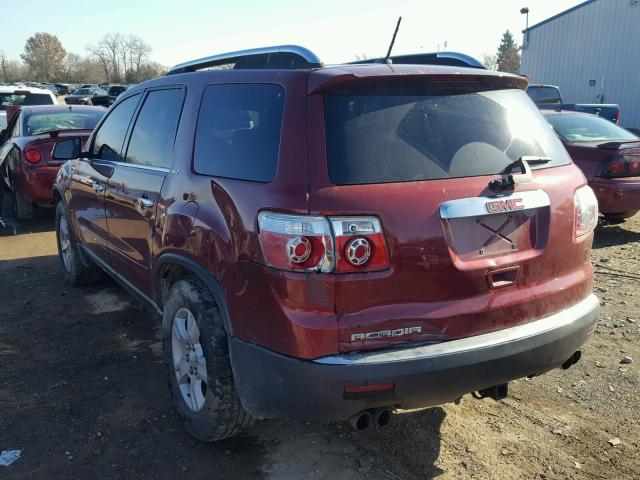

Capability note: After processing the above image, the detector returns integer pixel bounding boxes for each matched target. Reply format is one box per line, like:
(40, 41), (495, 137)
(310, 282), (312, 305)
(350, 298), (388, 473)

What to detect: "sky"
(1, 0), (583, 67)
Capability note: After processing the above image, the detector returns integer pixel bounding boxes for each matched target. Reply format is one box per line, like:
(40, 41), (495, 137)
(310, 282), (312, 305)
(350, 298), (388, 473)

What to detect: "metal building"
(520, 0), (640, 129)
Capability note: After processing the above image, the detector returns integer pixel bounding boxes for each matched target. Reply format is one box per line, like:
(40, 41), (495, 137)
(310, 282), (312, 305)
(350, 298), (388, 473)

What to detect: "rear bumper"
(18, 166), (59, 204)
(230, 294), (599, 422)
(591, 177), (640, 214)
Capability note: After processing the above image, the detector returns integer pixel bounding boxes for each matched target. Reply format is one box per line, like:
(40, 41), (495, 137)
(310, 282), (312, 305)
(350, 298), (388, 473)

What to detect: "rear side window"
(92, 94), (139, 161)
(324, 86), (570, 185)
(194, 84), (285, 182)
(125, 88), (184, 168)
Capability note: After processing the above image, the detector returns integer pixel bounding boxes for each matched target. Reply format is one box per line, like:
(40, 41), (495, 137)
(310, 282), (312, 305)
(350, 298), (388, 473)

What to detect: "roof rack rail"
(349, 51), (486, 70)
(167, 45), (323, 75)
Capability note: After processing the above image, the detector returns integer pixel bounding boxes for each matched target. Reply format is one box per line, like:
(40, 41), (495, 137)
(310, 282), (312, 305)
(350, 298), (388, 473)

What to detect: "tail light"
(574, 185), (598, 238)
(24, 149), (42, 164)
(597, 155), (640, 178)
(615, 108), (621, 125)
(330, 217), (389, 272)
(258, 212), (389, 273)
(258, 212), (333, 272)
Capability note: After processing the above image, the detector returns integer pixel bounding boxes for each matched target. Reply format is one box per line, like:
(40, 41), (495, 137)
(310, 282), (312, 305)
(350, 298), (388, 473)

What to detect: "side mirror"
(52, 138), (81, 160)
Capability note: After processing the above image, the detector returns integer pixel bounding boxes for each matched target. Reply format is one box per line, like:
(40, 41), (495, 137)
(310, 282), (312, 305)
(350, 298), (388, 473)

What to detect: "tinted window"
(546, 113), (639, 143)
(0, 92), (54, 110)
(194, 84), (285, 182)
(125, 89), (184, 168)
(324, 86), (570, 185)
(92, 94), (139, 161)
(526, 86), (561, 104)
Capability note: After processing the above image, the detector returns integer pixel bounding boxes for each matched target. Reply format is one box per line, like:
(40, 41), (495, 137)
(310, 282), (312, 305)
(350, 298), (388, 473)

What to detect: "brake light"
(330, 217), (389, 272)
(574, 185), (598, 238)
(258, 212), (333, 272)
(615, 108), (621, 124)
(597, 155), (640, 178)
(24, 149), (42, 164)
(257, 212), (389, 273)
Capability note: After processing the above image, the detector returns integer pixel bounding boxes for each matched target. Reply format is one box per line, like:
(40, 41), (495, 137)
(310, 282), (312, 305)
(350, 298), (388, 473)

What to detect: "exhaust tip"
(562, 350), (582, 370)
(350, 411), (373, 430)
(373, 408), (392, 427)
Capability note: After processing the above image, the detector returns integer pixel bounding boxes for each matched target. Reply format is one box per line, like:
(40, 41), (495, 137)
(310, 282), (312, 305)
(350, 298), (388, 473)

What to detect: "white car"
(0, 86), (58, 131)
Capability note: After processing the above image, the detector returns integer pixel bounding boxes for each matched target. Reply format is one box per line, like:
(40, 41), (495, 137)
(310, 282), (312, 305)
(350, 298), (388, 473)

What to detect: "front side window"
(92, 94), (140, 161)
(193, 84), (285, 182)
(325, 85), (570, 185)
(125, 88), (184, 169)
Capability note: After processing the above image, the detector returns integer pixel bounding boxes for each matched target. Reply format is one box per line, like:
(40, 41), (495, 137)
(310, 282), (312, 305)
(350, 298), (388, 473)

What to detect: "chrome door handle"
(92, 182), (105, 193)
(136, 197), (155, 209)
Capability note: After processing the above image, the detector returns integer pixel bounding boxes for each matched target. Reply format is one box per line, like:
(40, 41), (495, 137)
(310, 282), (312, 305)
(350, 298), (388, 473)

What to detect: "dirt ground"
(0, 213), (638, 480)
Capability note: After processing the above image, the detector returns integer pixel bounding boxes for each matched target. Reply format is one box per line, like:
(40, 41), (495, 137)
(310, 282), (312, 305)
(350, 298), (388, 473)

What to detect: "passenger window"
(194, 84), (285, 182)
(125, 88), (184, 169)
(92, 94), (140, 161)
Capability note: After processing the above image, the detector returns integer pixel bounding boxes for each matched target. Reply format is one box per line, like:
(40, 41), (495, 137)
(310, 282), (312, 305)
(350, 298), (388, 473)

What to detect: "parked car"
(527, 84), (620, 124)
(543, 110), (640, 221)
(64, 87), (109, 105)
(0, 105), (105, 218)
(55, 83), (70, 96)
(91, 84), (129, 107)
(53, 45), (600, 442)
(0, 86), (57, 130)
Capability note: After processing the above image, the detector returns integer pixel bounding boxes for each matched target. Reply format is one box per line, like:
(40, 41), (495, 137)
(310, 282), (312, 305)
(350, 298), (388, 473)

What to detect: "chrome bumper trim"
(314, 294), (599, 365)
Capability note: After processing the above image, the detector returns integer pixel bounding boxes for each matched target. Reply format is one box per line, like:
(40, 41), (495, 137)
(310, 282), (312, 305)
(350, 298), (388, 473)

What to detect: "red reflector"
(344, 383), (394, 394)
(25, 149), (42, 164)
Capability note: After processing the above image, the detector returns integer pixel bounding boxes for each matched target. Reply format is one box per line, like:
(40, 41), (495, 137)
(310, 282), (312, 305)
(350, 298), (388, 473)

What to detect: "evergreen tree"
(496, 30), (521, 74)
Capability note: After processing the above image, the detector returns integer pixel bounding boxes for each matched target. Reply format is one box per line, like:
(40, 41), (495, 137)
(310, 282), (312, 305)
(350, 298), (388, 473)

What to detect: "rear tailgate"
(307, 73), (594, 353)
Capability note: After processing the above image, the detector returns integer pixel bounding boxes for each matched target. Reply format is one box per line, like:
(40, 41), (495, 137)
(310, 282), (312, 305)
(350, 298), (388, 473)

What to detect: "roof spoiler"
(596, 140), (640, 150)
(167, 45), (323, 74)
(349, 51), (486, 69)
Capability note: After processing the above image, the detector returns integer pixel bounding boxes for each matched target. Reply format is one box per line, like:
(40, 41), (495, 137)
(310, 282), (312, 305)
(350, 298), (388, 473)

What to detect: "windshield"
(0, 92), (54, 111)
(526, 86), (561, 104)
(324, 85), (570, 185)
(546, 113), (640, 143)
(74, 89), (94, 95)
(26, 111), (104, 135)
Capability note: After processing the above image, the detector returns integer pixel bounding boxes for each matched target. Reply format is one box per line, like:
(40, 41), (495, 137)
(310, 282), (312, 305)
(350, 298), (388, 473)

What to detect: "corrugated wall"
(521, 0), (640, 129)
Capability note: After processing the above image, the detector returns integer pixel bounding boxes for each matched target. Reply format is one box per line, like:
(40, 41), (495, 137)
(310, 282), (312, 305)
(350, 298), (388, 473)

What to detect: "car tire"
(162, 277), (253, 442)
(55, 201), (104, 286)
(14, 189), (34, 220)
(603, 211), (637, 222)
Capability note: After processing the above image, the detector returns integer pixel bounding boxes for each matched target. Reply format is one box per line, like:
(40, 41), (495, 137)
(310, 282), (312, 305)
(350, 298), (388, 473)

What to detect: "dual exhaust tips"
(349, 407), (392, 430)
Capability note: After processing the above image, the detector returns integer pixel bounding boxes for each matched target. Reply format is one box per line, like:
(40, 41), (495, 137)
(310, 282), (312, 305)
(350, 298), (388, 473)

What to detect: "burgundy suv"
(53, 45), (600, 441)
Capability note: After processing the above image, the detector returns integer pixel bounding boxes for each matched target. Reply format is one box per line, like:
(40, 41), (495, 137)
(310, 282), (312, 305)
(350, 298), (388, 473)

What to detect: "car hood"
(67, 94), (91, 99)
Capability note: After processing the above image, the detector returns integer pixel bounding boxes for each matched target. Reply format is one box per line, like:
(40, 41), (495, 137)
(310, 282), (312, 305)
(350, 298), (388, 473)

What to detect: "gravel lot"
(0, 213), (638, 479)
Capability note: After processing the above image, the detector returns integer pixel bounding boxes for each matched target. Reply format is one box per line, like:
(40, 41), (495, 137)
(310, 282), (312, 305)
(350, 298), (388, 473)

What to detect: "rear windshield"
(324, 86), (570, 185)
(526, 86), (561, 104)
(545, 113), (639, 143)
(26, 111), (104, 136)
(0, 92), (54, 110)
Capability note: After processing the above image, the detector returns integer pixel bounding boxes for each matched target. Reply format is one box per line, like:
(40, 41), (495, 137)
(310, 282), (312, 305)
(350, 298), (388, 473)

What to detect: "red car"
(0, 105), (105, 219)
(543, 110), (640, 221)
(53, 46), (599, 441)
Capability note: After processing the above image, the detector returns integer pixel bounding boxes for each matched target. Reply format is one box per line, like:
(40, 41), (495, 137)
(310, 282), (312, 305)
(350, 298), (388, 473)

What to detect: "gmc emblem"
(486, 198), (525, 214)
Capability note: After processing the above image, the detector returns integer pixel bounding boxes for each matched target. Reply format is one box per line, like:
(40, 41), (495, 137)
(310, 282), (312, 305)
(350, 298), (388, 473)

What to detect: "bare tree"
(87, 43), (112, 81)
(20, 32), (67, 81)
(482, 54), (498, 71)
(127, 35), (152, 76)
(99, 33), (123, 81)
(0, 49), (9, 82)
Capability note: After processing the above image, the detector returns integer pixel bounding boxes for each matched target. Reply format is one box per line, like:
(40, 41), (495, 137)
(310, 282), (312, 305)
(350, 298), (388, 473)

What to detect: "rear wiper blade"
(489, 156), (551, 193)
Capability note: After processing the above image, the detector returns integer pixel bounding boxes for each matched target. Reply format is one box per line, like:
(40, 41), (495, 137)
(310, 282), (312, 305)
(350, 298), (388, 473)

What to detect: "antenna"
(384, 16), (402, 64)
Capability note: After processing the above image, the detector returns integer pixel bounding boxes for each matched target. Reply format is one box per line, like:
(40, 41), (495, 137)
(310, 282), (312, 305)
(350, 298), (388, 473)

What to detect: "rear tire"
(162, 277), (253, 442)
(14, 190), (34, 220)
(55, 201), (104, 286)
